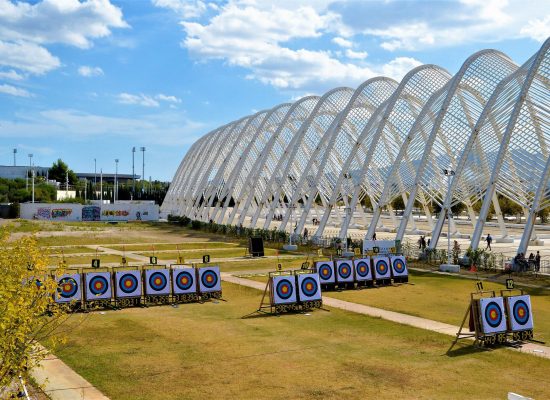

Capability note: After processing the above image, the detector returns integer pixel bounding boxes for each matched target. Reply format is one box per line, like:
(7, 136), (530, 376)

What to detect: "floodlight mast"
(443, 167), (455, 266)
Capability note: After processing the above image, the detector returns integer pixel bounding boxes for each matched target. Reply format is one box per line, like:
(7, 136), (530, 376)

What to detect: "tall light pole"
(115, 159), (119, 202)
(100, 169), (103, 202)
(442, 167), (456, 269)
(94, 158), (97, 198)
(140, 147), (146, 194)
(31, 169), (35, 203)
(26, 154), (32, 190)
(13, 148), (17, 166)
(132, 147), (136, 196)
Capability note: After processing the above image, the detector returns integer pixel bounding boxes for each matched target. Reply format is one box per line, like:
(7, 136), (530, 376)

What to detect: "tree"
(48, 159), (78, 185)
(0, 231), (68, 392)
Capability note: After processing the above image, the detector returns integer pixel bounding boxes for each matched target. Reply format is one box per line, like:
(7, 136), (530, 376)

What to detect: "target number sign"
(479, 297), (507, 334)
(115, 271), (142, 298)
(121, 257), (127, 265)
(150, 256), (158, 265)
(203, 255), (210, 263)
(198, 266), (221, 293)
(178, 256), (185, 264)
(56, 274), (82, 303)
(277, 263), (282, 271)
(506, 295), (534, 331)
(317, 248), (323, 256)
(506, 279), (514, 289)
(373, 247), (380, 254)
(301, 262), (310, 270)
(354, 258), (372, 281)
(91, 259), (100, 268)
(85, 272), (112, 300)
(272, 276), (297, 304)
(172, 267), (197, 294)
(336, 248), (342, 256)
(336, 260), (354, 283)
(316, 261), (335, 284)
(354, 248), (361, 256)
(297, 273), (322, 301)
(145, 269), (170, 295)
(372, 256), (391, 279)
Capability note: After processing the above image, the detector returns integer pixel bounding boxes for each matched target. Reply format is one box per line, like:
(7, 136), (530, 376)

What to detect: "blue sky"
(0, 0), (548, 181)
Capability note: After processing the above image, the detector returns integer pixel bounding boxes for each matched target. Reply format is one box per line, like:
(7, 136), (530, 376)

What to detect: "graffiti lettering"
(51, 209), (72, 218)
(102, 210), (129, 217)
(37, 208), (51, 219)
(82, 206), (101, 221)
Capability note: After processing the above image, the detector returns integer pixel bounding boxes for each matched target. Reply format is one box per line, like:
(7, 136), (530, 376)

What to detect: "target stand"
(354, 257), (373, 289)
(295, 269), (323, 311)
(335, 259), (355, 290)
(171, 264), (200, 304)
(501, 289), (539, 344)
(197, 265), (223, 302)
(114, 269), (143, 308)
(83, 268), (115, 311)
(143, 266), (171, 307)
(54, 270), (84, 312)
(450, 291), (509, 351)
(372, 256), (392, 286)
(314, 260), (337, 292)
(252, 271), (300, 316)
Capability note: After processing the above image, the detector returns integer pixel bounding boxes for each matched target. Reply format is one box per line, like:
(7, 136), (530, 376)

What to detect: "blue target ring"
(59, 277), (78, 298)
(88, 275), (108, 296)
(275, 279), (293, 300)
(485, 302), (503, 328)
(201, 270), (218, 288)
(393, 259), (406, 273)
(356, 261), (369, 278)
(318, 264), (332, 280)
(176, 271), (194, 291)
(119, 274), (139, 294)
(513, 300), (530, 326)
(376, 260), (388, 276)
(149, 272), (167, 291)
(301, 277), (318, 297)
(338, 262), (352, 279)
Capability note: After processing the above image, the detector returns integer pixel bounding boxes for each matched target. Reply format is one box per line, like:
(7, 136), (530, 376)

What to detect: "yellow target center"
(490, 310), (497, 319)
(306, 283), (313, 290)
(125, 280), (132, 288)
(206, 275), (213, 282)
(181, 277), (188, 284)
(95, 282), (102, 289)
(518, 308), (525, 317)
(63, 284), (72, 291)
(281, 286), (288, 294)
(155, 278), (162, 285)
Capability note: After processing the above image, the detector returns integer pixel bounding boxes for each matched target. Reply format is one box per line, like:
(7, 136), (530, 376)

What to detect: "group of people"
(272, 214), (284, 221)
(514, 251), (541, 272)
(418, 235), (430, 250)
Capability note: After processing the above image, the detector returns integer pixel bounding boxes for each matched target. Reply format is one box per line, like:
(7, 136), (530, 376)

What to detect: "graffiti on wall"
(37, 208), (51, 219)
(51, 209), (73, 219)
(82, 206), (101, 221)
(102, 210), (129, 217)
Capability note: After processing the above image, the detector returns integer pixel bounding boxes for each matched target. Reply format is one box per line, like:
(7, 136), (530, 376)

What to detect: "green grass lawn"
(53, 282), (550, 400)
(48, 254), (141, 266)
(138, 247), (280, 260)
(105, 242), (240, 251)
(47, 246), (103, 255)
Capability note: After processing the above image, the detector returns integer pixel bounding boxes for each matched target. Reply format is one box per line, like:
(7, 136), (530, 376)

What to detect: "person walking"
(535, 251), (541, 272)
(303, 227), (309, 240)
(485, 233), (492, 250)
(372, 232), (376, 241)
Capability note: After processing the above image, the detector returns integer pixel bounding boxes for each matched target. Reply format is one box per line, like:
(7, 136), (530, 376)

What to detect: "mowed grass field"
(54, 282), (550, 400)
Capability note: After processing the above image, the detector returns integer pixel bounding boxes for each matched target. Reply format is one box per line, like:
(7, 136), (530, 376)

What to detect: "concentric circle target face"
(201, 270), (218, 288)
(356, 261), (369, 278)
(275, 279), (294, 300)
(338, 262), (352, 279)
(301, 277), (318, 297)
(59, 277), (78, 298)
(376, 260), (388, 276)
(393, 258), (406, 274)
(485, 301), (503, 328)
(318, 264), (333, 280)
(176, 270), (194, 291)
(119, 274), (139, 294)
(149, 272), (168, 291)
(513, 300), (530, 326)
(88, 275), (108, 296)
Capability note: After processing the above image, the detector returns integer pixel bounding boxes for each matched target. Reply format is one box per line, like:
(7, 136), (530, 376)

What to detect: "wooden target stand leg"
(448, 300), (480, 352)
(241, 278), (276, 318)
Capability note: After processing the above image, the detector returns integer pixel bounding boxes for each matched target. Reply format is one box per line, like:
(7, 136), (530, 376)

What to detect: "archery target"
(85, 272), (112, 301)
(272, 275), (297, 305)
(145, 269), (170, 296)
(372, 256), (391, 280)
(297, 273), (322, 301)
(506, 295), (534, 331)
(315, 261), (335, 284)
(115, 270), (142, 298)
(55, 273), (82, 303)
(335, 260), (354, 283)
(172, 267), (197, 294)
(198, 266), (222, 293)
(354, 258), (372, 282)
(390, 256), (408, 278)
(479, 297), (507, 334)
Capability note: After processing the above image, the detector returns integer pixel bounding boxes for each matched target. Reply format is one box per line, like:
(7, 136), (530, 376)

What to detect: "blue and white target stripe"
(336, 260), (354, 283)
(316, 261), (335, 283)
(506, 295), (534, 331)
(479, 297), (507, 334)
(354, 258), (372, 281)
(55, 274), (82, 303)
(85, 272), (112, 301)
(198, 266), (222, 293)
(272, 276), (297, 304)
(390, 256), (408, 277)
(297, 273), (321, 301)
(372, 257), (391, 279)
(145, 269), (170, 295)
(115, 271), (142, 298)
(172, 268), (197, 294)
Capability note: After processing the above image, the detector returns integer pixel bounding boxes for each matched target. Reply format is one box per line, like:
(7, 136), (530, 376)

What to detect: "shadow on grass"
(445, 344), (492, 357)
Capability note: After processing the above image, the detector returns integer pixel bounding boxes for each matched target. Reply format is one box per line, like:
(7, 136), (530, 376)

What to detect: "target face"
(272, 276), (297, 304)
(479, 297), (507, 334)
(85, 272), (112, 300)
(390, 256), (408, 277)
(372, 256), (391, 280)
(56, 273), (82, 303)
(198, 266), (221, 293)
(115, 271), (142, 298)
(354, 258), (372, 281)
(506, 295), (534, 331)
(145, 269), (170, 295)
(297, 273), (321, 301)
(173, 268), (197, 294)
(336, 260), (354, 283)
(315, 261), (335, 283)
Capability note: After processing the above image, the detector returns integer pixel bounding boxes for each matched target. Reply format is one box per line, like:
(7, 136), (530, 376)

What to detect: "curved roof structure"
(162, 39), (550, 254)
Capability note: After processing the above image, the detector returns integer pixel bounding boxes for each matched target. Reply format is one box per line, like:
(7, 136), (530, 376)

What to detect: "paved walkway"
(31, 347), (109, 400)
(221, 273), (550, 360)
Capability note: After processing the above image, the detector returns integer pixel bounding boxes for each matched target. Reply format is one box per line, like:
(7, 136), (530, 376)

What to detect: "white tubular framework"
(162, 39), (550, 255)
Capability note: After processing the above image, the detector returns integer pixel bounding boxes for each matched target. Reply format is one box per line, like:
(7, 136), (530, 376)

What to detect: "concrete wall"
(20, 202), (159, 222)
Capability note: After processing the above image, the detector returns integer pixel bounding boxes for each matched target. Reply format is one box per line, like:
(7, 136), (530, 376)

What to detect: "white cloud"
(332, 36), (352, 48)
(520, 16), (550, 42)
(0, 83), (32, 97)
(152, 0), (207, 19)
(118, 92), (182, 107)
(345, 49), (367, 60)
(380, 57), (423, 81)
(0, 69), (24, 81)
(78, 65), (104, 77)
(0, 40), (60, 74)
